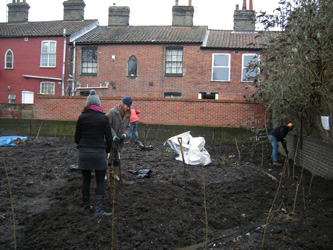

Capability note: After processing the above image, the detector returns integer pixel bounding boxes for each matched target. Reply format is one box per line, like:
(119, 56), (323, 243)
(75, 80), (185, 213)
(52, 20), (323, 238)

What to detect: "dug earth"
(0, 129), (332, 250)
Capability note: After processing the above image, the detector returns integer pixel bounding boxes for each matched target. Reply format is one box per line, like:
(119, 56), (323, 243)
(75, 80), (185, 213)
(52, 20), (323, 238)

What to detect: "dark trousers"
(81, 170), (106, 196)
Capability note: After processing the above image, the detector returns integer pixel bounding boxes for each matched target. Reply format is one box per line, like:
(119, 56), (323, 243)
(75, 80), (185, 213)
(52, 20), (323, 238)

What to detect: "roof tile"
(204, 30), (278, 49)
(75, 25), (208, 44)
(0, 20), (98, 37)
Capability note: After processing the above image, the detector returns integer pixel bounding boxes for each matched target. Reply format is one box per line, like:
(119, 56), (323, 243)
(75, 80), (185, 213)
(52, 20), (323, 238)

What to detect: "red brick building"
(1, 0), (272, 128)
(0, 0), (97, 104)
(72, 0), (265, 103)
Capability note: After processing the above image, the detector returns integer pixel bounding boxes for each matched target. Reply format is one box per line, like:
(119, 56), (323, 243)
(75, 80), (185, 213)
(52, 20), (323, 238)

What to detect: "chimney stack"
(7, 0), (30, 23)
(234, 0), (256, 32)
(172, 0), (194, 27)
(63, 0), (86, 21)
(108, 6), (130, 27)
(242, 0), (247, 10)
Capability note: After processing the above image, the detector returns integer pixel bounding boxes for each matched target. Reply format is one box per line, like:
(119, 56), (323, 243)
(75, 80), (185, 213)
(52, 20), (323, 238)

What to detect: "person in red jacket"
(127, 107), (141, 143)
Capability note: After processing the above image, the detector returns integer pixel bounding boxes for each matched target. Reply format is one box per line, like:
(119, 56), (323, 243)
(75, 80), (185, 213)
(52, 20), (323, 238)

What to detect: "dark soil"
(0, 129), (332, 250)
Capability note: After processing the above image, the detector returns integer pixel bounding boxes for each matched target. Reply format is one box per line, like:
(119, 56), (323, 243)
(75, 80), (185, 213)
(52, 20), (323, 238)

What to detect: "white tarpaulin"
(164, 131), (212, 166)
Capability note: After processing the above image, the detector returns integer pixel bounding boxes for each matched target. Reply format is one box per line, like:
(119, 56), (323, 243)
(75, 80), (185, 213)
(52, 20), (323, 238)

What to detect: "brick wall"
(0, 103), (34, 119)
(74, 44), (259, 100)
(285, 134), (333, 179)
(34, 94), (268, 127)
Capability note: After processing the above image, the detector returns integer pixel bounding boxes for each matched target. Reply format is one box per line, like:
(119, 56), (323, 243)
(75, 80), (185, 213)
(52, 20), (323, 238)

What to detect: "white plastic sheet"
(164, 131), (212, 166)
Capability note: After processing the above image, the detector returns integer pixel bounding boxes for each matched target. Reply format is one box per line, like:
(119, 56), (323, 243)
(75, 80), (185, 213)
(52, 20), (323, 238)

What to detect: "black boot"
(83, 195), (93, 213)
(94, 195), (112, 216)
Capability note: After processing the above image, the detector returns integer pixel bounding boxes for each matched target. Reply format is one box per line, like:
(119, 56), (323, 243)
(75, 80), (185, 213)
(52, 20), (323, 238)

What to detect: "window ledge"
(164, 74), (183, 77)
(211, 80), (231, 83)
(81, 73), (97, 76)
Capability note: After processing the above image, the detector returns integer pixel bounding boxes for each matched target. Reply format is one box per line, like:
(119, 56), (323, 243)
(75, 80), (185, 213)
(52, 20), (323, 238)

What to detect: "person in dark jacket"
(268, 123), (294, 166)
(74, 90), (112, 216)
(127, 107), (141, 143)
(106, 96), (132, 181)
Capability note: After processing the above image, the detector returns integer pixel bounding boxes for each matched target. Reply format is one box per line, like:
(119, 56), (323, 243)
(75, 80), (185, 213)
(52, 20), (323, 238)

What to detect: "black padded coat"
(74, 109), (112, 170)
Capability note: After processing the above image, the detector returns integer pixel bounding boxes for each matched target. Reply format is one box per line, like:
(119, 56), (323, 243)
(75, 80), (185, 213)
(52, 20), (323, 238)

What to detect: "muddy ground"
(0, 129), (332, 250)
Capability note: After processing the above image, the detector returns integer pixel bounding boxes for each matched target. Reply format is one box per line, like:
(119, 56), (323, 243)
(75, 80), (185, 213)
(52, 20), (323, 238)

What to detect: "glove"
(120, 134), (126, 140)
(113, 135), (120, 142)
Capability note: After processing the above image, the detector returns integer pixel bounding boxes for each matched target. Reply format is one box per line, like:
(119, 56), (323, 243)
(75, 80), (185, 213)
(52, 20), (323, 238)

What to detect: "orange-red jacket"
(130, 108), (140, 123)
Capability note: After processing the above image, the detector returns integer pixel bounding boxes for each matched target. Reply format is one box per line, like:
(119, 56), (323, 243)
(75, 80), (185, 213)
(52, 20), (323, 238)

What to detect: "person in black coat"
(268, 123), (294, 166)
(75, 90), (112, 216)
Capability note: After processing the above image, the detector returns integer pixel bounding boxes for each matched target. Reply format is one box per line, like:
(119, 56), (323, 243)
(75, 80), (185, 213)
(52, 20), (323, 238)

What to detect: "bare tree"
(249, 0), (333, 140)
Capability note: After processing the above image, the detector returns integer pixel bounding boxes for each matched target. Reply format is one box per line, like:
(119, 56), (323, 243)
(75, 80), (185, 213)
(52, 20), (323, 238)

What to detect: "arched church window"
(5, 49), (13, 69)
(128, 55), (138, 77)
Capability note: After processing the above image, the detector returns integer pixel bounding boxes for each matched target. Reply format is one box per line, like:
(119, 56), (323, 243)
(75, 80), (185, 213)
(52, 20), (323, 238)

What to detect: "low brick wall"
(0, 103), (34, 119)
(285, 134), (333, 179)
(34, 95), (268, 128)
(0, 118), (76, 137)
(0, 118), (253, 143)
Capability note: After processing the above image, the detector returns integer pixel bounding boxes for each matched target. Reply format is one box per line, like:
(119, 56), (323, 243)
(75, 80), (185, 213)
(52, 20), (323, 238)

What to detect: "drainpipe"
(62, 28), (67, 96)
(72, 41), (76, 96)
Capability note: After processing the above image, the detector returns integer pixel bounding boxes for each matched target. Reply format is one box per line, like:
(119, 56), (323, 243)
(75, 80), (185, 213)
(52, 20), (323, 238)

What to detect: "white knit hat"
(86, 90), (101, 107)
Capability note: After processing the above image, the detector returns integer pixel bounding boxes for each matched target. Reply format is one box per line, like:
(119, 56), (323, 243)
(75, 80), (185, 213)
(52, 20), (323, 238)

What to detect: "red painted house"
(0, 0), (98, 104)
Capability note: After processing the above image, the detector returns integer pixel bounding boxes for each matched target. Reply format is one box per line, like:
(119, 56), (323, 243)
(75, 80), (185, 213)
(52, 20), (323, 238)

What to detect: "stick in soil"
(178, 137), (186, 175)
(261, 161), (287, 249)
(261, 142), (264, 168)
(234, 137), (241, 161)
(36, 121), (43, 140)
(201, 164), (208, 250)
(144, 125), (151, 145)
(2, 157), (17, 250)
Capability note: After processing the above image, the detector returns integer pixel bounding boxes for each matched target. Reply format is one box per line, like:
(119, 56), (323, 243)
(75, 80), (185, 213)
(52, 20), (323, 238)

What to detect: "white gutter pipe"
(72, 41), (76, 96)
(62, 28), (67, 96)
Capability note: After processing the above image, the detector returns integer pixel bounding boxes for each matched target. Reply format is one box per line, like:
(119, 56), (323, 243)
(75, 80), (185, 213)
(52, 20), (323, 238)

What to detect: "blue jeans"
(128, 121), (139, 141)
(268, 135), (278, 162)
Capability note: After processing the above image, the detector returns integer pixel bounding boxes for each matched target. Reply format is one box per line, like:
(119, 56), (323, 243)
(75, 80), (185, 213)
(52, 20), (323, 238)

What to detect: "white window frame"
(164, 92), (182, 98)
(198, 92), (219, 99)
(40, 81), (55, 95)
(81, 47), (97, 75)
(212, 53), (230, 82)
(242, 53), (260, 82)
(40, 40), (57, 68)
(8, 94), (16, 103)
(5, 49), (14, 69)
(165, 47), (183, 76)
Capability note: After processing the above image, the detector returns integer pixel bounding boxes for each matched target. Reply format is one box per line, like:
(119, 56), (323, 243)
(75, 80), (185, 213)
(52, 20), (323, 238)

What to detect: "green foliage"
(250, 0), (333, 140)
(165, 147), (174, 154)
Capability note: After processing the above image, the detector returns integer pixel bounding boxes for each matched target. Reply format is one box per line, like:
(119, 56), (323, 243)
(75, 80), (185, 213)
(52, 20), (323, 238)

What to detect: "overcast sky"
(0, 0), (281, 30)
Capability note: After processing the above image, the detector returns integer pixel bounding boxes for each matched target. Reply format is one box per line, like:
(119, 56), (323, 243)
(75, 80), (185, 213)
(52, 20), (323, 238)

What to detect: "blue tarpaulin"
(0, 136), (29, 147)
